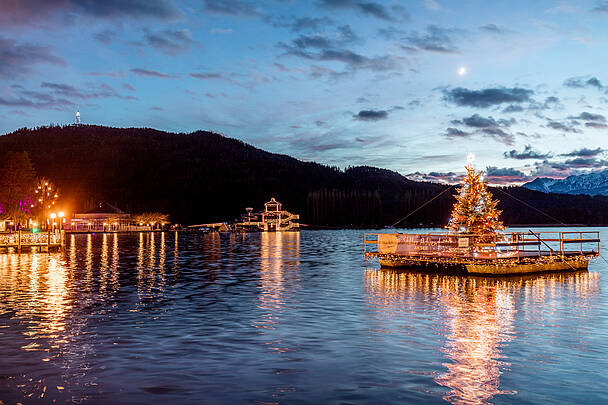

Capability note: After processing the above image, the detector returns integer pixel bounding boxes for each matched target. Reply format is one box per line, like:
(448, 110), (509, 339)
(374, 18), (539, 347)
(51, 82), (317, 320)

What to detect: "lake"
(0, 228), (607, 404)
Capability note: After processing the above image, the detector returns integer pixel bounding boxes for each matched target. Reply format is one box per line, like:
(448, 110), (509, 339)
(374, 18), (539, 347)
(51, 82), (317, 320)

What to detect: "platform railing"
(364, 231), (600, 260)
(0, 230), (63, 249)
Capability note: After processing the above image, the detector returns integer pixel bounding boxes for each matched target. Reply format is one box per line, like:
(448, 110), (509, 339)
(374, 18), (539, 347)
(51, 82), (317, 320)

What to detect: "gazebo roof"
(264, 197), (281, 206)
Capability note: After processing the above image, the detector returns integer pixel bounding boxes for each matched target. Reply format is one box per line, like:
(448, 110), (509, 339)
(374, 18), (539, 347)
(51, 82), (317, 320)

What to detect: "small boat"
(364, 163), (600, 275)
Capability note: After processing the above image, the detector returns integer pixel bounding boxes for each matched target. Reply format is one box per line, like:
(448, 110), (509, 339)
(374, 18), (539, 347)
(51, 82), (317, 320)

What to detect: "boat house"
(236, 198), (299, 232)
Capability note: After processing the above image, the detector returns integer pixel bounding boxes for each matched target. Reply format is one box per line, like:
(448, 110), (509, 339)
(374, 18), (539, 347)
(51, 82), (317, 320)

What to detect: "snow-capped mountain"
(524, 169), (608, 196)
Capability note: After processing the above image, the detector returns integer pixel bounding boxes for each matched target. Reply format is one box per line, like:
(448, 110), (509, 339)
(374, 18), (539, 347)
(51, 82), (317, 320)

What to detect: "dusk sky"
(2, 0), (608, 184)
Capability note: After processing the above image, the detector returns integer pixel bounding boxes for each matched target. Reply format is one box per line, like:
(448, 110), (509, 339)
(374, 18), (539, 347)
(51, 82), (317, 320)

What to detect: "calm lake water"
(1, 228), (607, 404)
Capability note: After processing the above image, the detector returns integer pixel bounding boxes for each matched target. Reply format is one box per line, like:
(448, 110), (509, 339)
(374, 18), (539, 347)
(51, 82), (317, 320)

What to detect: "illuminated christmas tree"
(447, 163), (504, 240)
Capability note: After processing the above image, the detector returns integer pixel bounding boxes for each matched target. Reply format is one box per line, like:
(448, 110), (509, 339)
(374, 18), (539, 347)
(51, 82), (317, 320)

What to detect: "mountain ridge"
(524, 169), (608, 196)
(2, 124), (608, 226)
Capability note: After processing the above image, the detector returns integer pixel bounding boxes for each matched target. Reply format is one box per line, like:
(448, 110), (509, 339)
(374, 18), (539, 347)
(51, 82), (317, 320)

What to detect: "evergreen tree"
(447, 164), (503, 239)
(0, 151), (37, 226)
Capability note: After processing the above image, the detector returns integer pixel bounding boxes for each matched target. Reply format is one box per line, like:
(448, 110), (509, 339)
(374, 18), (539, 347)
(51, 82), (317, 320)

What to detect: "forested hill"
(2, 125), (608, 226)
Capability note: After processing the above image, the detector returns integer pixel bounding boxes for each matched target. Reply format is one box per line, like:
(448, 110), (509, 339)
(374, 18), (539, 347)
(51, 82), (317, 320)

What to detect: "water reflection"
(364, 269), (600, 405)
(253, 232), (300, 341)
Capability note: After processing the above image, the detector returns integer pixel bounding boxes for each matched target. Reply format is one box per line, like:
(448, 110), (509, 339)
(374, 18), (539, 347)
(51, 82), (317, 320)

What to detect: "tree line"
(2, 124), (608, 227)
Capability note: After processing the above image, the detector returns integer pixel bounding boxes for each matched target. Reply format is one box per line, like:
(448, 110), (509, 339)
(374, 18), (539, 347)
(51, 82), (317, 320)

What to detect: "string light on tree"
(447, 160), (504, 242)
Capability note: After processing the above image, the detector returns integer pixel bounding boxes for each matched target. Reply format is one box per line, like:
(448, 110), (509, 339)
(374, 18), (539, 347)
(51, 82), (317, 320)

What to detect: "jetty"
(0, 231), (63, 253)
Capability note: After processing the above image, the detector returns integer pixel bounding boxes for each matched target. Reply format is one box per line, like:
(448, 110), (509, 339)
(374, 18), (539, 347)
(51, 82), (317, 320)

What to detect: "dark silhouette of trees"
(1, 124), (608, 227)
(0, 151), (36, 227)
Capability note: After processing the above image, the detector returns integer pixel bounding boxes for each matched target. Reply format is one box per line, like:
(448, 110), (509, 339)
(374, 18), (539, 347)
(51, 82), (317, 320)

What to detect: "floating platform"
(0, 231), (64, 253)
(364, 231), (599, 276)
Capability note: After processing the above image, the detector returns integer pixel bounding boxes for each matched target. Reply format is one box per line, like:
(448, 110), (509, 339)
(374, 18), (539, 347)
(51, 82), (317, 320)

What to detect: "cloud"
(504, 145), (552, 160)
(563, 75), (604, 90)
(560, 147), (604, 158)
(479, 24), (512, 35)
(444, 127), (472, 138)
(285, 25), (359, 52)
(424, 0), (441, 11)
(448, 114), (516, 144)
(407, 171), (462, 184)
(452, 114), (515, 128)
(564, 157), (608, 168)
(502, 104), (524, 113)
(130, 68), (174, 78)
(93, 29), (117, 45)
(189, 72), (223, 79)
(203, 0), (261, 16)
(592, 2), (608, 13)
(270, 16), (334, 32)
(485, 169), (530, 184)
(0, 81), (137, 110)
(86, 71), (125, 78)
(0, 36), (66, 78)
(40, 81), (137, 100)
(143, 29), (199, 55)
(443, 86), (534, 108)
(0, 94), (74, 110)
(377, 27), (406, 40)
(279, 24), (401, 74)
(569, 111), (606, 122)
(585, 122), (608, 129)
(401, 25), (461, 53)
(123, 83), (136, 91)
(281, 30), (401, 74)
(211, 28), (233, 34)
(545, 120), (581, 133)
(353, 109), (388, 121)
(0, 0), (181, 26)
(485, 166), (527, 179)
(317, 0), (409, 21)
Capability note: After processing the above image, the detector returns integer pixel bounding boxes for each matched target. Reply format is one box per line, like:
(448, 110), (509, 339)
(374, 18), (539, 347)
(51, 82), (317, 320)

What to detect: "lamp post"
(50, 213), (57, 232)
(58, 211), (64, 231)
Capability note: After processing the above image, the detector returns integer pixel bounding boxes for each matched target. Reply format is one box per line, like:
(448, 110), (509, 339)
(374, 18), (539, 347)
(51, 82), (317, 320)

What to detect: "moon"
(458, 66), (467, 76)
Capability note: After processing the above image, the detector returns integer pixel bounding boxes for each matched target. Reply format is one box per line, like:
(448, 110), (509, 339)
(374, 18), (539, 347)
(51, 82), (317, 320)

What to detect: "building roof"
(83, 202), (126, 214)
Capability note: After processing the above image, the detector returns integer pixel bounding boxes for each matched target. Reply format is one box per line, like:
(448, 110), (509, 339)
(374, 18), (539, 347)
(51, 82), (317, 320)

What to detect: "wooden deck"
(0, 231), (64, 253)
(364, 231), (600, 275)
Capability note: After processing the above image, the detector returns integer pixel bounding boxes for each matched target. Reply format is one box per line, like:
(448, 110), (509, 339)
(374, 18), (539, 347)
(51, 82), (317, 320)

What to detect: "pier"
(0, 231), (63, 253)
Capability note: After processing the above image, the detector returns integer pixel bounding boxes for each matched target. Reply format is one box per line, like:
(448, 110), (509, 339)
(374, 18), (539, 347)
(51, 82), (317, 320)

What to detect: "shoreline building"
(236, 198), (299, 232)
(71, 202), (131, 232)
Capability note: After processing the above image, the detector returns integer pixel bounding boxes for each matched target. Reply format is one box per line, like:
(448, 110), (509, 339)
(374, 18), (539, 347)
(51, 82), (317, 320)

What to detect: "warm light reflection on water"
(254, 232), (300, 346)
(0, 230), (606, 403)
(364, 269), (601, 405)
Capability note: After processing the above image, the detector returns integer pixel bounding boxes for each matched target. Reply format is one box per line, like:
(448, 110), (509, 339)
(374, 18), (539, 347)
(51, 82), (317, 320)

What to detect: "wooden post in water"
(17, 229), (21, 253)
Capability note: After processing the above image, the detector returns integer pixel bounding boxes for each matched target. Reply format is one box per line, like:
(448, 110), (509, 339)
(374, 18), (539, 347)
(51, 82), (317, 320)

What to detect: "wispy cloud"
(203, 0), (261, 16)
(563, 75), (604, 90)
(317, 0), (409, 22)
(0, 36), (66, 78)
(143, 29), (199, 55)
(0, 0), (181, 26)
(130, 68), (175, 78)
(401, 25), (462, 53)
